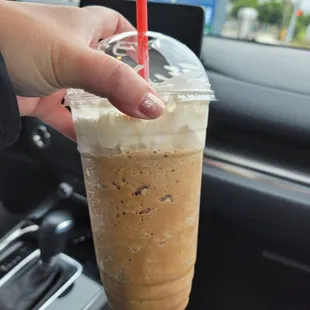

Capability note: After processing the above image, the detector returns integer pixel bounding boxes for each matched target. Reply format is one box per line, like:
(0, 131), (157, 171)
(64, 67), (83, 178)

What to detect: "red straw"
(136, 0), (149, 80)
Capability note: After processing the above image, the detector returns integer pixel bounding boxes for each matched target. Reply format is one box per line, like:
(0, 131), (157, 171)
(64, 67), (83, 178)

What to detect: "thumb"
(63, 48), (165, 119)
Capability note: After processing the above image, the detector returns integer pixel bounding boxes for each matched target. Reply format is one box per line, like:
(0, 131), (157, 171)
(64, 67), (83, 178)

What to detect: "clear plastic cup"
(66, 31), (215, 310)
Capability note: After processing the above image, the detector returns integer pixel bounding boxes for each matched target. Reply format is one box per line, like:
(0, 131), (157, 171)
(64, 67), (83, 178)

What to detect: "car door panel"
(200, 36), (310, 259)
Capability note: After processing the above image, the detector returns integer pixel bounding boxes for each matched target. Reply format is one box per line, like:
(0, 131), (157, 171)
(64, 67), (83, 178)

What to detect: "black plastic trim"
(201, 157), (310, 255)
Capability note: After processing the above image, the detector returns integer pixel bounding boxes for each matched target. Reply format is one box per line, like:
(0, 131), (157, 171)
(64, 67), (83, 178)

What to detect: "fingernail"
(139, 93), (165, 119)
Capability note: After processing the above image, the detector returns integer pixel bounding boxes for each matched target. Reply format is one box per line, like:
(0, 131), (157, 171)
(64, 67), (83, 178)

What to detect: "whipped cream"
(70, 95), (209, 155)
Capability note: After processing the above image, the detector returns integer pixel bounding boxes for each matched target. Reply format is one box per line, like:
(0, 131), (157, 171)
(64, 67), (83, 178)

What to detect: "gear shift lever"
(39, 211), (74, 266)
(0, 211), (74, 310)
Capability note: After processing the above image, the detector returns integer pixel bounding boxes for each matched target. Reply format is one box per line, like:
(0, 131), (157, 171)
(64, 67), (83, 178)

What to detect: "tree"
(257, 1), (286, 27)
(230, 0), (310, 41)
(231, 0), (291, 28)
(294, 13), (310, 39)
(231, 0), (258, 18)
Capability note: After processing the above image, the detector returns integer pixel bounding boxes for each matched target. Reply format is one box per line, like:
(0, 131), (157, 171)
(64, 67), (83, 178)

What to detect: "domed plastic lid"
(98, 31), (215, 98)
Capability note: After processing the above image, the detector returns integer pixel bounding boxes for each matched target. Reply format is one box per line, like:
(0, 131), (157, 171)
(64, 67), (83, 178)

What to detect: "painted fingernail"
(139, 93), (165, 119)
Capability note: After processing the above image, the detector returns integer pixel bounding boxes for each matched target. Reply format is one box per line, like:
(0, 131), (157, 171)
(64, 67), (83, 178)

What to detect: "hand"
(16, 90), (78, 140)
(0, 2), (164, 140)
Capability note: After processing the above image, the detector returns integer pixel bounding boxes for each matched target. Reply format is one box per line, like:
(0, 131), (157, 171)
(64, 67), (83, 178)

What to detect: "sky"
(294, 0), (310, 12)
(301, 1), (310, 12)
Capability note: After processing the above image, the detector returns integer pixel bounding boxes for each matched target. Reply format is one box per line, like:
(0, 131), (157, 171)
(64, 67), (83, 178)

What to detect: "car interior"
(0, 0), (310, 309)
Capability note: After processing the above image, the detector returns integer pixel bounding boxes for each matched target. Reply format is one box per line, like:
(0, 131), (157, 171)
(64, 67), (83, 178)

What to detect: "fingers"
(29, 90), (77, 141)
(83, 6), (135, 39)
(76, 7), (161, 119)
(16, 96), (39, 116)
(41, 104), (76, 141)
(83, 6), (139, 70)
(64, 48), (164, 119)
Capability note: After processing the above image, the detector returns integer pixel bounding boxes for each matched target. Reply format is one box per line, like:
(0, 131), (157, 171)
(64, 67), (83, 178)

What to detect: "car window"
(148, 0), (310, 50)
(16, 0), (310, 50)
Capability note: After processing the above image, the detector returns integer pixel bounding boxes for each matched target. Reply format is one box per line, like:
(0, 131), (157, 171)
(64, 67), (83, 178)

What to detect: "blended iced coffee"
(66, 32), (215, 310)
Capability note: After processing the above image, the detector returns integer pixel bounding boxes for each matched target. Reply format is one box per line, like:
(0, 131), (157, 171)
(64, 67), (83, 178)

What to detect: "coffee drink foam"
(71, 94), (209, 156)
(67, 69), (215, 156)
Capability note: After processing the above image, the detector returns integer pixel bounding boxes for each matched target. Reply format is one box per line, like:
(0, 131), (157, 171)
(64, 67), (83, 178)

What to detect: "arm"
(0, 52), (21, 150)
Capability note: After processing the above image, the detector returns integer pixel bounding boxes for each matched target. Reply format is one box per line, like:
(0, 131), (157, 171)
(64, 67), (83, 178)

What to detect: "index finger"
(83, 6), (135, 40)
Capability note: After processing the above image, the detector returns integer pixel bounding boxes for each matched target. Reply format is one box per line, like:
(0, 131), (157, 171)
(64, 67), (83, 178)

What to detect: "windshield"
(19, 0), (310, 50)
(150, 0), (310, 49)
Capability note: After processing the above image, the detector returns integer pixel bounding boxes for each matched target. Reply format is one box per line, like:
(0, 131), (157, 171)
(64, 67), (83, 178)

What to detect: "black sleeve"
(0, 52), (21, 150)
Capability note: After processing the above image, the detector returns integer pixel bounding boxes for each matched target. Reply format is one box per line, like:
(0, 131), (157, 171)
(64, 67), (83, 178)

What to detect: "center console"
(0, 181), (108, 310)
